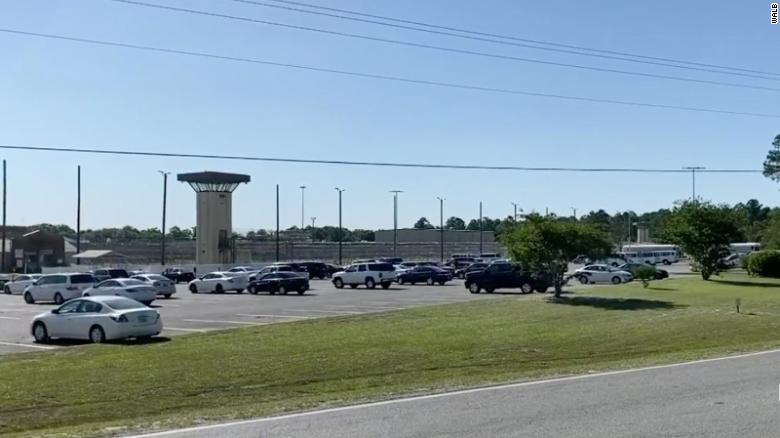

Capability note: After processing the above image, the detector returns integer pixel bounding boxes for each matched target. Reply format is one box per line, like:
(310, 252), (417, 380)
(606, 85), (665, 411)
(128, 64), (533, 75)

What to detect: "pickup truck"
(464, 262), (549, 294)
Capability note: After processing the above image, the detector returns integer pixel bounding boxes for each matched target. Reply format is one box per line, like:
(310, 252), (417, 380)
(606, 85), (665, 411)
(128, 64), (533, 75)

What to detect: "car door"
(47, 275), (69, 301)
(202, 274), (219, 292)
(10, 275), (29, 294)
(47, 299), (82, 338)
(68, 300), (104, 339)
(342, 265), (358, 284)
(591, 266), (608, 283)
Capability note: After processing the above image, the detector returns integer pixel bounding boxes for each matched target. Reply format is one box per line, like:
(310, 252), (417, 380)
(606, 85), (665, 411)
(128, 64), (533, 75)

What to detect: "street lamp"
(299, 185), (306, 229)
(335, 187), (345, 265)
(437, 197), (445, 262)
(570, 206), (577, 219)
(310, 216), (317, 228)
(158, 171), (171, 266)
(682, 166), (705, 201)
(479, 201), (483, 255)
(390, 190), (403, 257)
(511, 202), (518, 222)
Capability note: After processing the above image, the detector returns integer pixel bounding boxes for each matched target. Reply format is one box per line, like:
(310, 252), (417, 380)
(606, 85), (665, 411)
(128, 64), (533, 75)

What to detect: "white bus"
(729, 242), (760, 256)
(620, 244), (681, 265)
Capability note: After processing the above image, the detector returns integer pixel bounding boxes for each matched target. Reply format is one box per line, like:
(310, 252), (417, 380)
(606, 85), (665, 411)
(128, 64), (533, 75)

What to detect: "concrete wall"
(196, 191), (232, 264)
(374, 229), (496, 243)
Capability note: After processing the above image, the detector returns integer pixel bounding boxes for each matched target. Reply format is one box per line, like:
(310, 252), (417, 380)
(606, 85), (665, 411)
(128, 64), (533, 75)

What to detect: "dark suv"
(92, 268), (129, 282)
(162, 267), (196, 283)
(464, 262), (549, 294)
(297, 262), (330, 279)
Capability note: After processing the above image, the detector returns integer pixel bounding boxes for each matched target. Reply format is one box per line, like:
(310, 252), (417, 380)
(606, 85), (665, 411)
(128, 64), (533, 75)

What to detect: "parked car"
(23, 273), (96, 304)
(573, 265), (634, 284)
(446, 257), (476, 270)
(131, 274), (177, 298)
(325, 263), (342, 277)
(248, 272), (310, 295)
(272, 262), (309, 274)
(83, 278), (157, 305)
(188, 272), (247, 294)
(161, 267), (196, 284)
(226, 266), (255, 274)
(92, 268), (129, 282)
(455, 262), (488, 279)
(128, 269), (148, 276)
(249, 265), (297, 282)
(4, 274), (42, 295)
(378, 257), (403, 265)
(31, 296), (162, 344)
(297, 261), (330, 279)
(332, 262), (395, 289)
(396, 266), (452, 285)
(616, 263), (668, 280)
(464, 262), (547, 294)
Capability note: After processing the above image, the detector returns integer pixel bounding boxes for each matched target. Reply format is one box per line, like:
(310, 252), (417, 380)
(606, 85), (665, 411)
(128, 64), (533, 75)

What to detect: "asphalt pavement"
(130, 349), (780, 438)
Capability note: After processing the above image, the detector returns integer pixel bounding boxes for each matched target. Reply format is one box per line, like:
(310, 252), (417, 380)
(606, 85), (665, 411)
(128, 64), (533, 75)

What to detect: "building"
(8, 229), (66, 273)
(374, 228), (496, 244)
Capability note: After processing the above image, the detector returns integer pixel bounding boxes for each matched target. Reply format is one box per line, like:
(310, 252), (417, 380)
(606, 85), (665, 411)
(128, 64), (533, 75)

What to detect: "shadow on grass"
(548, 296), (683, 311)
(712, 279), (780, 288)
(42, 336), (171, 347)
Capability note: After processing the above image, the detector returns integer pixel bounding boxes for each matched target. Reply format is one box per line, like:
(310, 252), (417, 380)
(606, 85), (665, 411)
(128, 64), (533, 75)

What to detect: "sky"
(0, 0), (778, 232)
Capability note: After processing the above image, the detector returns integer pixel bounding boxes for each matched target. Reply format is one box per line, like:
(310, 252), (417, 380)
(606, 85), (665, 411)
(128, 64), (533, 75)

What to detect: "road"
(131, 349), (780, 438)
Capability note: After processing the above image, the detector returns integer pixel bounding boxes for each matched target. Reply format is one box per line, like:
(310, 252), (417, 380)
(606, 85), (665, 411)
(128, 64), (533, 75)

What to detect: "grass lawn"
(2, 273), (780, 437)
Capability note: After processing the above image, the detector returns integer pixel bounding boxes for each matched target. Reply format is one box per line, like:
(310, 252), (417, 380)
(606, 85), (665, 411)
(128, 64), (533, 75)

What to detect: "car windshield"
(70, 274), (96, 284)
(102, 297), (147, 310)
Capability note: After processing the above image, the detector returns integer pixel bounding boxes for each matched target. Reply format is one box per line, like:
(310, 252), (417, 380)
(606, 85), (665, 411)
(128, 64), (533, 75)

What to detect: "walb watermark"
(772, 2), (778, 24)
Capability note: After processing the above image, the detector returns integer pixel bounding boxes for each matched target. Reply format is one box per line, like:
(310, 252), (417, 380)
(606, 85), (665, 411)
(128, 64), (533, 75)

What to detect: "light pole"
(158, 171), (170, 266)
(1, 160), (6, 272)
(335, 188), (345, 265)
(682, 166), (705, 201)
(479, 201), (483, 255)
(76, 165), (81, 265)
(310, 216), (317, 228)
(511, 202), (518, 222)
(390, 190), (402, 257)
(275, 184), (280, 262)
(437, 197), (445, 262)
(299, 185), (306, 229)
(571, 207), (577, 219)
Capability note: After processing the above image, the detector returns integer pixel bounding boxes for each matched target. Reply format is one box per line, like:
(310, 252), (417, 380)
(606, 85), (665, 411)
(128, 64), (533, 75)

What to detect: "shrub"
(744, 251), (780, 278)
(633, 265), (656, 288)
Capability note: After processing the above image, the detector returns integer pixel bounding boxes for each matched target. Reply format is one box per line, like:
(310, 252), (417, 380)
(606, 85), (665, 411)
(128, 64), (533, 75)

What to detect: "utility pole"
(299, 185), (306, 229)
(511, 202), (518, 222)
(335, 188), (345, 265)
(437, 197), (445, 262)
(310, 216), (317, 228)
(159, 171), (170, 266)
(275, 184), (280, 262)
(479, 201), (483, 255)
(76, 165), (81, 265)
(682, 166), (705, 201)
(1, 160), (5, 273)
(390, 190), (402, 257)
(571, 207), (577, 219)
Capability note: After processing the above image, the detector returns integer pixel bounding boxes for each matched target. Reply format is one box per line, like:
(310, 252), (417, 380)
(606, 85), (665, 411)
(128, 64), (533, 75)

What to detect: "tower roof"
(177, 171), (250, 192)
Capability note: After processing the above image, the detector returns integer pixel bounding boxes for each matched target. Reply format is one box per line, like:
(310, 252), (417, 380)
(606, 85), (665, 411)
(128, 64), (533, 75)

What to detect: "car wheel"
(426, 277), (434, 286)
(398, 277), (405, 285)
(3, 286), (10, 294)
(520, 282), (533, 294)
(468, 283), (480, 294)
(333, 278), (344, 289)
(215, 284), (224, 294)
(279, 286), (287, 295)
(381, 282), (391, 289)
(298, 286), (306, 295)
(438, 281), (445, 286)
(249, 286), (258, 295)
(89, 325), (106, 343)
(163, 294), (172, 299)
(189, 284), (198, 294)
(458, 272), (465, 279)
(535, 285), (549, 293)
(365, 278), (376, 289)
(32, 322), (49, 343)
(611, 276), (622, 285)
(53, 293), (64, 305)
(579, 276), (589, 285)
(485, 287), (495, 294)
(24, 292), (34, 304)
(236, 289), (243, 294)
(662, 259), (671, 265)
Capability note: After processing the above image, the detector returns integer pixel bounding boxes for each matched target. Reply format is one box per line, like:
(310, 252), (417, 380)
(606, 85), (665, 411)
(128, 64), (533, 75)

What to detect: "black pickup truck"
(464, 262), (550, 294)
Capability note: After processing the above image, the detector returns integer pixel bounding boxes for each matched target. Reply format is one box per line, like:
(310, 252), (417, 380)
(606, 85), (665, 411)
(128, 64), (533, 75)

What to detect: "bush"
(633, 265), (657, 288)
(744, 251), (780, 278)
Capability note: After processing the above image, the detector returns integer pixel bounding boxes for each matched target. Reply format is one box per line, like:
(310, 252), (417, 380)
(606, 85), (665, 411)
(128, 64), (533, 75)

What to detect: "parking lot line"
(283, 309), (362, 314)
(0, 316), (20, 320)
(164, 327), (208, 333)
(235, 314), (312, 320)
(182, 319), (269, 326)
(0, 341), (55, 350)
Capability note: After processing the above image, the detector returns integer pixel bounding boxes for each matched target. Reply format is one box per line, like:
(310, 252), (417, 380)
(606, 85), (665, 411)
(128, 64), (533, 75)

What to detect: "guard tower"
(178, 171), (250, 264)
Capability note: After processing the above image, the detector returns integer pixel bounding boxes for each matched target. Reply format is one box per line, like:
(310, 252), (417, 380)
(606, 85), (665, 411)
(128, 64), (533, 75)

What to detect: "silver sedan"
(131, 274), (177, 298)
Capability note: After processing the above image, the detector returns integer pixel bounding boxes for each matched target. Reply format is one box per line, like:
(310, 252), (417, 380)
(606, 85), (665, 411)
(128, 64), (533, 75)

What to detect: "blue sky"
(0, 0), (778, 231)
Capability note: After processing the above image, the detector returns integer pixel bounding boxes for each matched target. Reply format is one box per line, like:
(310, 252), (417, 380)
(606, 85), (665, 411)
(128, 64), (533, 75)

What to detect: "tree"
(168, 226), (193, 240)
(663, 201), (741, 280)
(413, 217), (434, 229)
(501, 216), (612, 298)
(446, 216), (466, 230)
(762, 134), (780, 180)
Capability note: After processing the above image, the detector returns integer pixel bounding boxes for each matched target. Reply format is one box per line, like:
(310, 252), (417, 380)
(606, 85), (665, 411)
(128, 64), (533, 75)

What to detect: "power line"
(107, 0), (780, 93)
(227, 0), (780, 82)
(0, 145), (762, 174)
(254, 0), (780, 78)
(2, 28), (778, 119)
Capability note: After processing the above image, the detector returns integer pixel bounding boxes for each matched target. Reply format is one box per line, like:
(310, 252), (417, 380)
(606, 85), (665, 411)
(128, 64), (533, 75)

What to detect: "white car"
(131, 274), (177, 298)
(23, 273), (97, 305)
(31, 296), (162, 344)
(188, 272), (248, 294)
(574, 264), (634, 285)
(4, 274), (42, 295)
(331, 262), (396, 289)
(83, 279), (158, 305)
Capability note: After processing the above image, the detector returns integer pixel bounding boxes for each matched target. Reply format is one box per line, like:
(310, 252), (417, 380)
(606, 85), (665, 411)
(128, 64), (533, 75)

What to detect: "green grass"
(2, 273), (780, 437)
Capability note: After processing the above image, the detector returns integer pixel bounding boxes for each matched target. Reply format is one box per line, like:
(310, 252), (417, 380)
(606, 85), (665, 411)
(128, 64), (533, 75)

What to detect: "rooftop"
(177, 171), (251, 192)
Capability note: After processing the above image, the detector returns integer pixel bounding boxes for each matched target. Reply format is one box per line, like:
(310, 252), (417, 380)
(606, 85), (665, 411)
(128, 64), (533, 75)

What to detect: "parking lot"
(0, 278), (510, 354)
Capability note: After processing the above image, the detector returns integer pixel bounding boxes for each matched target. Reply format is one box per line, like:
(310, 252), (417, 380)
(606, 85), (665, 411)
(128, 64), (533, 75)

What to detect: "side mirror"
(51, 309), (59, 314)
(32, 281), (38, 286)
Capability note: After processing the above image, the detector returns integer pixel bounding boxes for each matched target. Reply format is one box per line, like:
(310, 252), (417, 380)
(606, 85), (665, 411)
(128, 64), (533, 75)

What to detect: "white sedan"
(31, 296), (162, 343)
(188, 272), (248, 294)
(131, 274), (176, 298)
(82, 279), (157, 305)
(3, 274), (42, 295)
(574, 264), (634, 284)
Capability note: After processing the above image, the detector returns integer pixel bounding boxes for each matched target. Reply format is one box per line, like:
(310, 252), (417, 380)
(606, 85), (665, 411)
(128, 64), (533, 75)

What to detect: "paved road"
(0, 278), (504, 353)
(132, 350), (780, 438)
